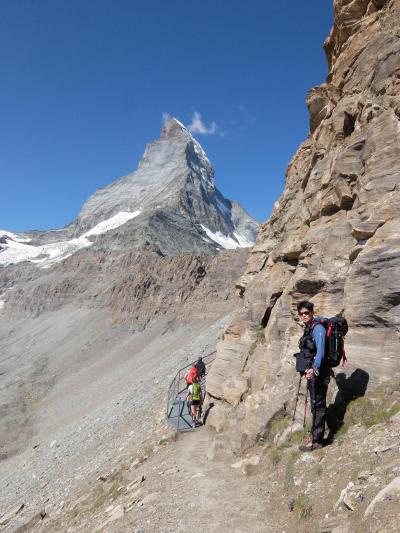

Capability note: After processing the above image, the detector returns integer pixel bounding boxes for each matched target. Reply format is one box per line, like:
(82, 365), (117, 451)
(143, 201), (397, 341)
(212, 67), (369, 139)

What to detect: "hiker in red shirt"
(185, 366), (199, 386)
(185, 365), (199, 418)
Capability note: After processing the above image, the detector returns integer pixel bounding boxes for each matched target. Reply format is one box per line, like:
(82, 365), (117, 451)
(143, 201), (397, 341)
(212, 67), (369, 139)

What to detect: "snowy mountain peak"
(1, 121), (259, 267)
(160, 117), (191, 140)
(159, 118), (213, 186)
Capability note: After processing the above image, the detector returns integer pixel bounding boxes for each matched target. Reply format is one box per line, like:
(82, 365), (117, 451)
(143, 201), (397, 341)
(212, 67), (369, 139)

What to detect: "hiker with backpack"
(185, 365), (199, 416)
(185, 365), (199, 387)
(295, 300), (348, 452)
(186, 375), (203, 428)
(195, 357), (206, 379)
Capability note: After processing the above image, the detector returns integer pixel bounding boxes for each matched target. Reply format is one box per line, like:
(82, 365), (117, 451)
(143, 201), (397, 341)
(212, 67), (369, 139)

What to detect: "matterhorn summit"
(0, 117), (258, 267)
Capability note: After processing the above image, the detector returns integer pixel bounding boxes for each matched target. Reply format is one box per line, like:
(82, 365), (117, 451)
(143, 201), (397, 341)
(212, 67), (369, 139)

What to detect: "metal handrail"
(166, 351), (216, 423)
(167, 351), (215, 391)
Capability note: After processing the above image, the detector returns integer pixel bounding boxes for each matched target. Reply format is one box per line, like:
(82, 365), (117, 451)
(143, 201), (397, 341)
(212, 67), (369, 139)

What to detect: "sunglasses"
(299, 311), (311, 316)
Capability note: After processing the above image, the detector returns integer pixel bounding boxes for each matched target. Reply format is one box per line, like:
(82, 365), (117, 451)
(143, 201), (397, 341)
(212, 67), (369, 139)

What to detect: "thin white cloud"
(162, 112), (171, 124)
(188, 112), (219, 135)
(237, 104), (256, 125)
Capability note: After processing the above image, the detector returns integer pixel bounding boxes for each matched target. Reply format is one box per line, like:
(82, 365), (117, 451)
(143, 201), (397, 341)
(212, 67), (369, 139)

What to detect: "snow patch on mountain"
(0, 231), (31, 243)
(0, 210), (142, 268)
(83, 210), (141, 237)
(200, 225), (254, 250)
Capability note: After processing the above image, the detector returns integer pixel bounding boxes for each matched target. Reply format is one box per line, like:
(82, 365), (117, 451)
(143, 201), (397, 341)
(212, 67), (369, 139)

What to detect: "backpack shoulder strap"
(310, 319), (320, 331)
(311, 318), (328, 331)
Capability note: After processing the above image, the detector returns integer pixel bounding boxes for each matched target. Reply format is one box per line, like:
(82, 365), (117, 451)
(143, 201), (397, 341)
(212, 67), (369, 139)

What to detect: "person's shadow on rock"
(202, 401), (214, 425)
(326, 368), (369, 444)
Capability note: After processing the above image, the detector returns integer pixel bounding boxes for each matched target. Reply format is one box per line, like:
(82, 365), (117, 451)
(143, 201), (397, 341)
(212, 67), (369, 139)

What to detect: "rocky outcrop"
(207, 0), (400, 454)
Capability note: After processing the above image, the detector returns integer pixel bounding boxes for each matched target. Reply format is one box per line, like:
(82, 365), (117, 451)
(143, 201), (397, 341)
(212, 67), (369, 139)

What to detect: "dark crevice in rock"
(340, 173), (359, 183)
(343, 112), (356, 138)
(342, 194), (356, 211)
(321, 204), (341, 217)
(349, 246), (364, 263)
(321, 193), (356, 217)
(207, 391), (222, 401)
(383, 291), (400, 307)
(350, 140), (365, 152)
(294, 278), (326, 296)
(257, 255), (270, 275)
(236, 285), (245, 298)
(261, 307), (271, 329)
(282, 257), (299, 268)
(373, 0), (388, 10)
(301, 166), (312, 191)
(312, 150), (326, 165)
(370, 313), (392, 327)
(261, 291), (283, 328)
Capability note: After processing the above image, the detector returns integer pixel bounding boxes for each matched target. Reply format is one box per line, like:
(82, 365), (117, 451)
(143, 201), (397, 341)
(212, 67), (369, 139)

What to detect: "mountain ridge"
(0, 118), (258, 267)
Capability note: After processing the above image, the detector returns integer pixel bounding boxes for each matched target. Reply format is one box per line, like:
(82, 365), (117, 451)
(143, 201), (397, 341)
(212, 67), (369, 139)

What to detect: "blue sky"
(0, 1), (333, 231)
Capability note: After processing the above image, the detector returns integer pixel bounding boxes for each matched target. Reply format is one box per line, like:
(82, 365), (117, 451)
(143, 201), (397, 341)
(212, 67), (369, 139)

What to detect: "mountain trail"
(52, 427), (284, 533)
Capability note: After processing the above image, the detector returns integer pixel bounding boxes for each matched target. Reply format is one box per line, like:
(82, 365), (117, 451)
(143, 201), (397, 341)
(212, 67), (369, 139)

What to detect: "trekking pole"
(289, 374), (302, 440)
(303, 384), (309, 434)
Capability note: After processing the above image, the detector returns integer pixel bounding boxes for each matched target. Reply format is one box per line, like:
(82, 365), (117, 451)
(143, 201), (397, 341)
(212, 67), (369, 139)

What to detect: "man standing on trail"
(296, 300), (330, 452)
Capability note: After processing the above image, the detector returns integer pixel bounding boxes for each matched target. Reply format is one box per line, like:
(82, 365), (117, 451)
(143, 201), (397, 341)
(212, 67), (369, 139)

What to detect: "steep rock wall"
(206, 0), (400, 456)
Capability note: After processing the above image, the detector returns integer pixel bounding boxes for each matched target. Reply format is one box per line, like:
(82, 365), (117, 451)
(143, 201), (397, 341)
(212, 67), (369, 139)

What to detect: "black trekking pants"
(307, 369), (330, 444)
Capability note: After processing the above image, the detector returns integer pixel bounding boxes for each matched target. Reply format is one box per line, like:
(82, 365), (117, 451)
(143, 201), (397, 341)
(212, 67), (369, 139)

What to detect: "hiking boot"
(299, 441), (323, 452)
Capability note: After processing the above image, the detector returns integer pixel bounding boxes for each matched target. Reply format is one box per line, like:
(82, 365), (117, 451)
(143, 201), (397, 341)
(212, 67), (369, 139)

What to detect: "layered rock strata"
(206, 0), (400, 455)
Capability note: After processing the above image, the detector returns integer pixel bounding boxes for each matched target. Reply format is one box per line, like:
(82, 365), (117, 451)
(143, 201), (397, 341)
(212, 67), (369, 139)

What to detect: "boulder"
(364, 476), (400, 516)
(205, 401), (237, 433)
(222, 376), (249, 406)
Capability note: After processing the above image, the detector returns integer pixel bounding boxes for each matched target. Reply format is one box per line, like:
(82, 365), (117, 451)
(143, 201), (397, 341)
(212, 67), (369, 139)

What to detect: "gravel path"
(0, 306), (232, 524)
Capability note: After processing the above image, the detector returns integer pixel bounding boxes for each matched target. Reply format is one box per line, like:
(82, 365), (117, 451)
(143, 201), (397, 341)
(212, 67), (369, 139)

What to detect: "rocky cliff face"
(206, 0), (400, 456)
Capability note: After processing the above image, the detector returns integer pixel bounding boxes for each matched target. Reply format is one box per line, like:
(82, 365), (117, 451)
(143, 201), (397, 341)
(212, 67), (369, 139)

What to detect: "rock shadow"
(202, 401), (214, 425)
(326, 368), (369, 443)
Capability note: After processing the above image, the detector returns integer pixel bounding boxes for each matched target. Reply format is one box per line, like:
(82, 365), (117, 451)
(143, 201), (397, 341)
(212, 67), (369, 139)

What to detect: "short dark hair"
(297, 300), (314, 314)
